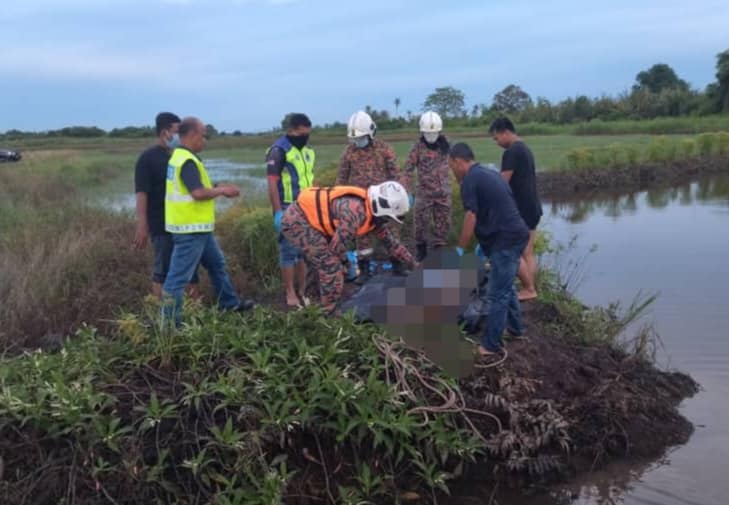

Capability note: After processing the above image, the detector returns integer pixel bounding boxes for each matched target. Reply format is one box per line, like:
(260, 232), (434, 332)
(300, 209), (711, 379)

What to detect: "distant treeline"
(3, 49), (727, 140)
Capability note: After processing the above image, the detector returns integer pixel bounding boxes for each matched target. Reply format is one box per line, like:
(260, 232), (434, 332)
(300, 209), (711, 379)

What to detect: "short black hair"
(449, 142), (475, 161)
(488, 116), (515, 134)
(287, 113), (312, 130)
(155, 112), (181, 135)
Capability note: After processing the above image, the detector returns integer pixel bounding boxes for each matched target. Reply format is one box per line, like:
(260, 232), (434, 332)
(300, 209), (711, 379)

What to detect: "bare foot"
(518, 289), (537, 301)
(286, 294), (301, 307)
(477, 345), (499, 357)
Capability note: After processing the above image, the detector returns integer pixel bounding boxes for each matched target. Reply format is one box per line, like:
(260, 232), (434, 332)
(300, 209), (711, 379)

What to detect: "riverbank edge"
(538, 155), (728, 199)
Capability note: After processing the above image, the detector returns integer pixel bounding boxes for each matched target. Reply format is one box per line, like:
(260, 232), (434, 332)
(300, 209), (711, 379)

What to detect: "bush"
(217, 206), (281, 295)
(0, 308), (486, 503)
(696, 133), (716, 155)
(678, 138), (696, 159)
(715, 131), (729, 156)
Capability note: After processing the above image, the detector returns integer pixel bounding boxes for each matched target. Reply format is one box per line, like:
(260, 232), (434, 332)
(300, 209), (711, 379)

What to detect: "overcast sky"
(1, 0), (727, 132)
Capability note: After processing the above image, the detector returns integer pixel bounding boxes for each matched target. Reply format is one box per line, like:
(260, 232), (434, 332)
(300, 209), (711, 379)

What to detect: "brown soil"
(449, 301), (698, 499)
(538, 156), (728, 199)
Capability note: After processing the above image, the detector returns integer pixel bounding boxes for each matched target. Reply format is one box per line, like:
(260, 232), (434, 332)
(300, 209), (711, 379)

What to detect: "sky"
(0, 0), (727, 133)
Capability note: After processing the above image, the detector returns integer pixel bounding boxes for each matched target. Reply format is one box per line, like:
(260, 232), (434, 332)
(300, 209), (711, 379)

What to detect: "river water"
(541, 173), (729, 505)
(101, 159), (265, 212)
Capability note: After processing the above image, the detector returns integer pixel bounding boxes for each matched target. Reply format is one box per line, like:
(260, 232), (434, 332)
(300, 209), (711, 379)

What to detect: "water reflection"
(98, 159), (266, 213)
(542, 173), (729, 505)
(546, 175), (729, 223)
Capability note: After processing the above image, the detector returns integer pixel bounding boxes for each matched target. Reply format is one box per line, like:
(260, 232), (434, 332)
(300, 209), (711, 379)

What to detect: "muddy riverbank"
(538, 155), (728, 198)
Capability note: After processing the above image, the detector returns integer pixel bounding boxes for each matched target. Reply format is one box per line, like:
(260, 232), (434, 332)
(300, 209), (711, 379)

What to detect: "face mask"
(354, 136), (370, 149)
(287, 134), (309, 150)
(423, 132), (439, 144)
(166, 133), (181, 149)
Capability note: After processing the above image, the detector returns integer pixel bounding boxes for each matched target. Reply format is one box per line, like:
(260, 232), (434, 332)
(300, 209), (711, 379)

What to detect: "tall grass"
(0, 170), (148, 350)
(560, 131), (729, 170)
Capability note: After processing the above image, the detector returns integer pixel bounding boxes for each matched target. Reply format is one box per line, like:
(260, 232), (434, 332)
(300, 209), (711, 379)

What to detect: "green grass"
(205, 133), (679, 173)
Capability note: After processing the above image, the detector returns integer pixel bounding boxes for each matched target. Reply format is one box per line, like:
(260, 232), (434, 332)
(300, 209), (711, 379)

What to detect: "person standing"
(450, 143), (528, 356)
(281, 181), (415, 315)
(133, 112), (198, 298)
(489, 117), (543, 301)
(266, 113), (315, 307)
(162, 117), (255, 325)
(402, 111), (451, 262)
(336, 110), (403, 280)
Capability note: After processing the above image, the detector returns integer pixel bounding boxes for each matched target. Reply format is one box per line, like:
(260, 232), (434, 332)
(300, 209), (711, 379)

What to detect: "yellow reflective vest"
(268, 136), (315, 204)
(165, 148), (215, 233)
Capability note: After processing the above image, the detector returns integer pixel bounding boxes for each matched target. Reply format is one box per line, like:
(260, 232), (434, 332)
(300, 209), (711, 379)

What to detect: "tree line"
(3, 49), (727, 139)
(318, 49), (729, 131)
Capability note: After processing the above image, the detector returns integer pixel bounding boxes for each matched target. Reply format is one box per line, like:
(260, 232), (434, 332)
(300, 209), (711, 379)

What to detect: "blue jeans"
(482, 239), (528, 352)
(162, 232), (240, 325)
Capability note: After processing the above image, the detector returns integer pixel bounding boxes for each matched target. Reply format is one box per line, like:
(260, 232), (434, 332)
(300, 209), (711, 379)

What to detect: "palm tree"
(394, 97), (401, 117)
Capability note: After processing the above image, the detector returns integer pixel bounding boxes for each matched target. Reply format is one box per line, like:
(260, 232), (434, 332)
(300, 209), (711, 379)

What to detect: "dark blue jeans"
(162, 232), (240, 325)
(482, 239), (528, 352)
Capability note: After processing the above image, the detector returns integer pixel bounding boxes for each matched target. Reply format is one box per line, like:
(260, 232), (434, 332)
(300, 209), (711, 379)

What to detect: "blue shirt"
(460, 162), (528, 255)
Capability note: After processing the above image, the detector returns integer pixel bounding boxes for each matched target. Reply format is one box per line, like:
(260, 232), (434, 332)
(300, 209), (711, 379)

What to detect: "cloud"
(3, 44), (178, 84)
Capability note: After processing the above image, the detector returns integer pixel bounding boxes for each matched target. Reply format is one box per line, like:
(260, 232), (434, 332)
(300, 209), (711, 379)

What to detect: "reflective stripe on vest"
(296, 186), (375, 237)
(268, 136), (315, 204)
(165, 148), (216, 234)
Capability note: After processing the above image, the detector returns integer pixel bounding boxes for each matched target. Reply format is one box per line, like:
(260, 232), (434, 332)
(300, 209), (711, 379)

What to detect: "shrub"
(715, 131), (729, 156)
(217, 206), (281, 295)
(678, 138), (696, 159)
(696, 133), (716, 156)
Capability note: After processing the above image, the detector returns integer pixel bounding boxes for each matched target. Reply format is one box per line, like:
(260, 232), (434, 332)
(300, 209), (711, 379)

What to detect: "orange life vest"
(297, 186), (376, 237)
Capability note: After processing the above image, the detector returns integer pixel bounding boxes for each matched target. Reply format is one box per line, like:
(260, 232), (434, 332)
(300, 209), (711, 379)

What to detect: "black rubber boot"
(415, 243), (428, 262)
(355, 259), (371, 285)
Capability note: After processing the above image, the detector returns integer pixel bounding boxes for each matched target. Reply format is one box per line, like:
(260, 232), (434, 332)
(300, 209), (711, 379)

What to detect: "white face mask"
(423, 132), (439, 144)
(353, 136), (370, 149)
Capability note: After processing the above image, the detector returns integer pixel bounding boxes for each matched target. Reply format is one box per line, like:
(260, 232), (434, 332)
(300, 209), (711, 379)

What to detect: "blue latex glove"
(474, 243), (486, 260)
(455, 246), (464, 257)
(409, 194), (415, 207)
(273, 210), (283, 232)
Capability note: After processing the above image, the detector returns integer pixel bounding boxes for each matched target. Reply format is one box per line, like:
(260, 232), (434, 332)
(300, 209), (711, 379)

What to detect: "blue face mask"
(354, 136), (370, 149)
(166, 133), (181, 149)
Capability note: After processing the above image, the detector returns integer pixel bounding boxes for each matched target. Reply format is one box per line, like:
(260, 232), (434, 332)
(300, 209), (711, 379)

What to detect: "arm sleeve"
(501, 147), (524, 173)
(461, 177), (479, 214)
(180, 160), (204, 192)
(384, 144), (399, 181)
(401, 144), (418, 192)
(266, 147), (286, 178)
(328, 198), (360, 256)
(335, 149), (350, 185)
(375, 226), (415, 268)
(134, 152), (150, 193)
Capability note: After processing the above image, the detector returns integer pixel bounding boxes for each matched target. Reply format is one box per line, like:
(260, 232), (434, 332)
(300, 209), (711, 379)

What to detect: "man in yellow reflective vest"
(162, 117), (255, 325)
(266, 113), (315, 307)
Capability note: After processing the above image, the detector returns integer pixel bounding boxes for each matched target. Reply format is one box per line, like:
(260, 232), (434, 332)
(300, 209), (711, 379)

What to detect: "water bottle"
(346, 250), (358, 281)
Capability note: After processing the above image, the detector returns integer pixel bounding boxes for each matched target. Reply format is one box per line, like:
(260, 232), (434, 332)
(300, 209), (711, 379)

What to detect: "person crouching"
(281, 181), (416, 315)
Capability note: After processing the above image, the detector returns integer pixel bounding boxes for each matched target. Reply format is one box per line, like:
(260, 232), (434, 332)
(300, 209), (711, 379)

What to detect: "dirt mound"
(459, 301), (698, 484)
(538, 156), (728, 199)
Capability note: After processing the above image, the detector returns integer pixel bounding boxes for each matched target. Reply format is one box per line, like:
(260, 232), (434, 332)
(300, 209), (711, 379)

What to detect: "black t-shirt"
(134, 145), (171, 236)
(461, 163), (528, 255)
(501, 140), (543, 228)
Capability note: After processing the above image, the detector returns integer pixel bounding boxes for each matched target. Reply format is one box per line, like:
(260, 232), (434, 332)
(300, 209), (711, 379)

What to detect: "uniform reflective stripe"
(166, 194), (195, 202)
(271, 137), (315, 204)
(165, 149), (215, 234)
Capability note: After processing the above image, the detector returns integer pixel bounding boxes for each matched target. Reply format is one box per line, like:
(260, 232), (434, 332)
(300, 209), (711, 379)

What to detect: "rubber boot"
(355, 259), (371, 285)
(416, 243), (428, 262)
